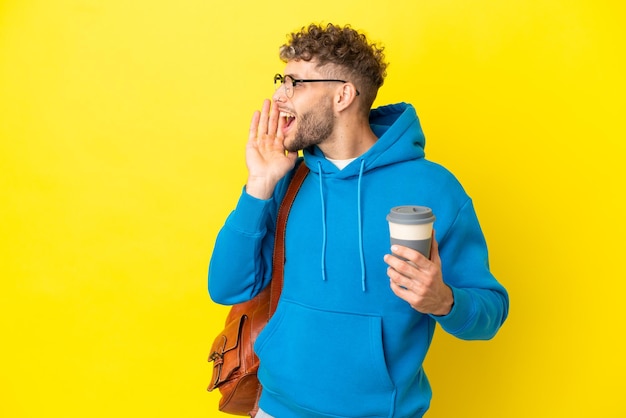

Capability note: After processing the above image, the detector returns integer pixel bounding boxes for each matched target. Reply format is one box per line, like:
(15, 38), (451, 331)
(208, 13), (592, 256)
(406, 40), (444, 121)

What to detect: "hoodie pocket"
(255, 301), (395, 417)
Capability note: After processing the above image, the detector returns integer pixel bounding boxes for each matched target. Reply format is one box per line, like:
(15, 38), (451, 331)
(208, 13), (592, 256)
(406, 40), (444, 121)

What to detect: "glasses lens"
(284, 76), (294, 98)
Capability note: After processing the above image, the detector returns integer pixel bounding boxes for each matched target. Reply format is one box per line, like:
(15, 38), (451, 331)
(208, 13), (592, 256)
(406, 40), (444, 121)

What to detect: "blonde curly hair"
(279, 23), (388, 110)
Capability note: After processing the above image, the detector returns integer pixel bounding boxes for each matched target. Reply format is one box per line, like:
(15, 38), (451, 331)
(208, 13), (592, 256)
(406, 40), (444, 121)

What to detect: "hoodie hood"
(303, 102), (426, 177)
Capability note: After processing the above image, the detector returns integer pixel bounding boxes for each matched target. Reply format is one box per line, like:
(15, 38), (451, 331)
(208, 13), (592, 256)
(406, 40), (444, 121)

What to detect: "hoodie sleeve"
(431, 198), (509, 340)
(207, 187), (277, 305)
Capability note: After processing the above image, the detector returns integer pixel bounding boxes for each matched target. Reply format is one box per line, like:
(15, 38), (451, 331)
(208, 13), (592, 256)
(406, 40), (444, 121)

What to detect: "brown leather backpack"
(207, 163), (309, 416)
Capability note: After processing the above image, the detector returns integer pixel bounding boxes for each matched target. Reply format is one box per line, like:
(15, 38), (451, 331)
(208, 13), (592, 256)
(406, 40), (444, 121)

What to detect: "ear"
(334, 83), (359, 112)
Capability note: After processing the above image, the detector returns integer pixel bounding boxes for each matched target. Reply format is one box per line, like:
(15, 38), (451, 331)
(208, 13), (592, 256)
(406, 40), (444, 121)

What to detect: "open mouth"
(280, 111), (296, 130)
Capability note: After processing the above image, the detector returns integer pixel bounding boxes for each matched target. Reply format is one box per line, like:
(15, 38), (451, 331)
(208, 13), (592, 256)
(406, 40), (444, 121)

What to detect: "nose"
(273, 85), (287, 103)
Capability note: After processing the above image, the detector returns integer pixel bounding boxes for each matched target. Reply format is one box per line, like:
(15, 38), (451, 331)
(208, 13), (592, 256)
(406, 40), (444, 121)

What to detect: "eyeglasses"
(274, 74), (360, 98)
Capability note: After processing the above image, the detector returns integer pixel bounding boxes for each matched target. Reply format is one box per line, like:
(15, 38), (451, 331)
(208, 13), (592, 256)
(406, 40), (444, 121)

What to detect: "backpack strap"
(269, 161), (309, 315)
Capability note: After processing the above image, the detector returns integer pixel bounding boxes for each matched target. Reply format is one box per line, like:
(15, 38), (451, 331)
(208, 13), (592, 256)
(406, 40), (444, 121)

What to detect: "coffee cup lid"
(386, 206), (435, 225)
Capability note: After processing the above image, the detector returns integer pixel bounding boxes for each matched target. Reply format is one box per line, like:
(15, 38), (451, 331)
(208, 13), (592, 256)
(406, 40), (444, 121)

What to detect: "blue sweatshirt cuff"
(226, 187), (272, 236)
(430, 286), (475, 334)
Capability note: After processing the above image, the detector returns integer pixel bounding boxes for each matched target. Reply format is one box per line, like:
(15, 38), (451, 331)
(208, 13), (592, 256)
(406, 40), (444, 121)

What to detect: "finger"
(249, 110), (261, 142)
(387, 265), (412, 288)
(389, 278), (418, 306)
(390, 245), (428, 268)
(268, 100), (280, 138)
(276, 111), (285, 140)
(430, 231), (441, 265)
(257, 99), (271, 136)
(389, 279), (409, 297)
(384, 253), (403, 270)
(384, 253), (417, 280)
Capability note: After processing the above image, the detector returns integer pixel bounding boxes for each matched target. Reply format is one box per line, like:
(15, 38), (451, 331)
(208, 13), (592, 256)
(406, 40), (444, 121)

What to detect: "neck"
(319, 117), (378, 160)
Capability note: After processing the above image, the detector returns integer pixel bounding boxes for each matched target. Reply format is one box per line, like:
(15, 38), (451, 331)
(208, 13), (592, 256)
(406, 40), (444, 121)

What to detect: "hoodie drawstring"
(357, 159), (366, 291)
(317, 161), (328, 282)
(317, 159), (367, 291)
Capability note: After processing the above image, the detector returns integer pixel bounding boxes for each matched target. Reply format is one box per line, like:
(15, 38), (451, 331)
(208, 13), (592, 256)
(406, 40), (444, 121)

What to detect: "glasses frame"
(274, 74), (360, 98)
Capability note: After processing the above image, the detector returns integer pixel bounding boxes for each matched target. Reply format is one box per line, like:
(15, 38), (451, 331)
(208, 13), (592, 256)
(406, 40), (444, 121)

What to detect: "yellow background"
(1, 0), (624, 417)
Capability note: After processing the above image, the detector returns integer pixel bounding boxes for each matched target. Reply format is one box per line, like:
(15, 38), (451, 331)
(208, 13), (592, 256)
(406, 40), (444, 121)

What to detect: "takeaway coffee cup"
(387, 206), (436, 259)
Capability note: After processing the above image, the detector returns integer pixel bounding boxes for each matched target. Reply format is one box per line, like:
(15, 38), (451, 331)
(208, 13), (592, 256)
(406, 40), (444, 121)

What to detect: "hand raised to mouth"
(245, 99), (298, 200)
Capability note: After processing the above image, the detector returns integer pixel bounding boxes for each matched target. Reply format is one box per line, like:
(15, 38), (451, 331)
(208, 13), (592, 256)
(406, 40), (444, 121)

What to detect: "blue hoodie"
(209, 103), (509, 417)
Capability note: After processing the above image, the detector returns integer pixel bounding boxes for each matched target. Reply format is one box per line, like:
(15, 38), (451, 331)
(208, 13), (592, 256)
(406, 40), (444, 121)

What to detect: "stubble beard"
(284, 99), (334, 153)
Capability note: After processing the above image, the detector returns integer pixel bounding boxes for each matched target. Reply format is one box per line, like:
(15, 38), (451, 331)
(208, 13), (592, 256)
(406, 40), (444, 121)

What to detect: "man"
(209, 23), (509, 418)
